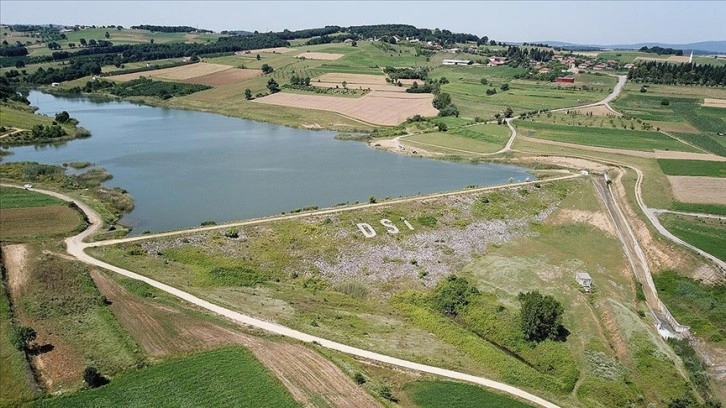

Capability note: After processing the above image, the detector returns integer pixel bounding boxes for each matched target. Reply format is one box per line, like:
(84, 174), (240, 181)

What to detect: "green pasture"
(517, 121), (697, 152)
(0, 187), (64, 208)
(405, 380), (533, 407)
(659, 214), (726, 262)
(657, 159), (726, 177)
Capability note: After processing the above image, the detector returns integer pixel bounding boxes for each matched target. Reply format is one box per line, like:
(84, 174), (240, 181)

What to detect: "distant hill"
(537, 40), (726, 54)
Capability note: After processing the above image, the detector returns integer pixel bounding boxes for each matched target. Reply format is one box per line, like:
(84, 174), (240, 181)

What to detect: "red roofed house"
(555, 77), (575, 83)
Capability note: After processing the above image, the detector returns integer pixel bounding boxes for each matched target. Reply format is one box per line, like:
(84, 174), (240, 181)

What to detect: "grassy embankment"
(658, 214), (726, 262)
(405, 380), (533, 408)
(0, 101), (90, 146)
(33, 347), (298, 408)
(89, 177), (697, 406)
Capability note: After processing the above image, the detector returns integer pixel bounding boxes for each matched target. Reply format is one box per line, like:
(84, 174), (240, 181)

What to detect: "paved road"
(2, 183), (562, 408)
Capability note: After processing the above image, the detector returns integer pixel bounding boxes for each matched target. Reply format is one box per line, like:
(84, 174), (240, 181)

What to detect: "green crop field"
(516, 121), (697, 152)
(405, 380), (533, 408)
(657, 159), (726, 177)
(34, 347), (299, 408)
(654, 270), (726, 342)
(0, 187), (64, 208)
(659, 214), (726, 262)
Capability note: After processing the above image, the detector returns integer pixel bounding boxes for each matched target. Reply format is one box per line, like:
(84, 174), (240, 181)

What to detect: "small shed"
(576, 272), (592, 292)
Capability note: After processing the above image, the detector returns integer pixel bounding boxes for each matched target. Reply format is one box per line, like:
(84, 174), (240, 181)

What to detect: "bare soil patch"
(296, 52), (344, 60)
(244, 47), (295, 54)
(91, 270), (248, 357)
(655, 150), (726, 162)
(574, 105), (621, 117)
(668, 176), (726, 205)
(0, 206), (81, 241)
(635, 55), (691, 63)
(515, 156), (611, 173)
(180, 68), (259, 86)
(315, 73), (420, 86)
(254, 91), (438, 126)
(651, 121), (701, 134)
(110, 63), (232, 82)
(91, 271), (378, 407)
(550, 209), (615, 236)
(2, 244), (29, 301)
(703, 98), (726, 108)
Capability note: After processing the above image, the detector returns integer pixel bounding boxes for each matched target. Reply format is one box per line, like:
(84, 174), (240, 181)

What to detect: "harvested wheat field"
(296, 52), (344, 60)
(655, 150), (726, 162)
(703, 98), (726, 108)
(255, 91), (438, 125)
(180, 68), (260, 86)
(668, 176), (726, 205)
(574, 105), (621, 116)
(109, 63), (233, 82)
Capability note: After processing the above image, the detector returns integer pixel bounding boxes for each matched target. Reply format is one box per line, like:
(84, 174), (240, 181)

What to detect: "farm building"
(488, 57), (507, 66)
(442, 59), (471, 66)
(576, 272), (592, 292)
(555, 77), (575, 83)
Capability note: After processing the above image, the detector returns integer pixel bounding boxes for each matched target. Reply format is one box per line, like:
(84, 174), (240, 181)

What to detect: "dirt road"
(1, 183), (561, 408)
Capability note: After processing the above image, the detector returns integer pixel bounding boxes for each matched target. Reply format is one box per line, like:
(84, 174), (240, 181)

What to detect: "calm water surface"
(5, 91), (533, 233)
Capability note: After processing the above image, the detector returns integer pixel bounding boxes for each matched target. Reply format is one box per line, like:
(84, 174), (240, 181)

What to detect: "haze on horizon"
(1, 1), (724, 46)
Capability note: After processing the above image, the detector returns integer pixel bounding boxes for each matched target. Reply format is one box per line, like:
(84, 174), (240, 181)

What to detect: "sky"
(1, 1), (724, 45)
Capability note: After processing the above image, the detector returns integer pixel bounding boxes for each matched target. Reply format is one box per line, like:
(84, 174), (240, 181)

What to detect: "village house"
(487, 56), (507, 66)
(555, 76), (575, 83)
(576, 272), (593, 292)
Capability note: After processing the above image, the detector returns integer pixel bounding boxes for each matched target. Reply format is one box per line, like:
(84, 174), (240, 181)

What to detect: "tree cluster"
(289, 74), (311, 86)
(383, 66), (429, 80)
(130, 25), (213, 33)
(433, 275), (479, 316)
(31, 124), (67, 140)
(628, 61), (726, 86)
(517, 291), (569, 342)
(639, 46), (684, 56)
(505, 45), (555, 68)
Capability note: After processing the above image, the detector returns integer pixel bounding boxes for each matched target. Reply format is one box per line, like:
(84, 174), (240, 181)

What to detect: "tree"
(55, 111), (70, 123)
(266, 78), (280, 93)
(480, 77), (488, 85)
(432, 92), (451, 109)
(434, 275), (478, 316)
(88, 39), (97, 47)
(486, 88), (497, 96)
(500, 83), (510, 91)
(341, 80), (347, 89)
(244, 88), (252, 100)
(661, 99), (670, 106)
(83, 366), (108, 388)
(351, 40), (357, 47)
(517, 291), (568, 342)
(10, 326), (37, 351)
(437, 122), (448, 132)
(503, 107), (514, 118)
(256, 54), (261, 60)
(261, 63), (274, 74)
(104, 31), (110, 39)
(79, 38), (87, 47)
(149, 38), (154, 44)
(15, 59), (25, 68)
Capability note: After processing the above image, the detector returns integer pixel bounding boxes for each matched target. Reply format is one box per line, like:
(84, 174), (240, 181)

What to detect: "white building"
(442, 59), (471, 66)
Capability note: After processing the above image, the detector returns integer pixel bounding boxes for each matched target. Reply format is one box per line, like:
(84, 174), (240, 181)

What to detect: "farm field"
(401, 122), (511, 155)
(88, 177), (699, 407)
(405, 380), (533, 408)
(0, 187), (83, 241)
(515, 121), (697, 152)
(667, 176), (726, 206)
(657, 159), (726, 177)
(108, 62), (257, 85)
(254, 91), (437, 126)
(658, 214), (726, 262)
(33, 347), (299, 408)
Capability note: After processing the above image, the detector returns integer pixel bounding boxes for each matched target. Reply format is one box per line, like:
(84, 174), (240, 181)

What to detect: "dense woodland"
(639, 46), (684, 56)
(628, 61), (726, 86)
(130, 25), (213, 33)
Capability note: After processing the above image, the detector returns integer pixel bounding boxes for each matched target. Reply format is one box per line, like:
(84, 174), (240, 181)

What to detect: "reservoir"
(5, 91), (533, 233)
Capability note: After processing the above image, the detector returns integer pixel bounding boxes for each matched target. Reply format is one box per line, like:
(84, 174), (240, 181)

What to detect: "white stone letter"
(380, 219), (399, 234)
(401, 218), (415, 231)
(357, 223), (377, 238)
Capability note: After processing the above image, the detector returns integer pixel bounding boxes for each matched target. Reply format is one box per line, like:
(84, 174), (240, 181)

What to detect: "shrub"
(434, 275), (479, 316)
(353, 372), (366, 385)
(518, 291), (569, 342)
(417, 215), (437, 227)
(83, 366), (109, 388)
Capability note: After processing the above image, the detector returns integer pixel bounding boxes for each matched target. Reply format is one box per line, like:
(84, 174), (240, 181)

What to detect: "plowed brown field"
(91, 271), (380, 407)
